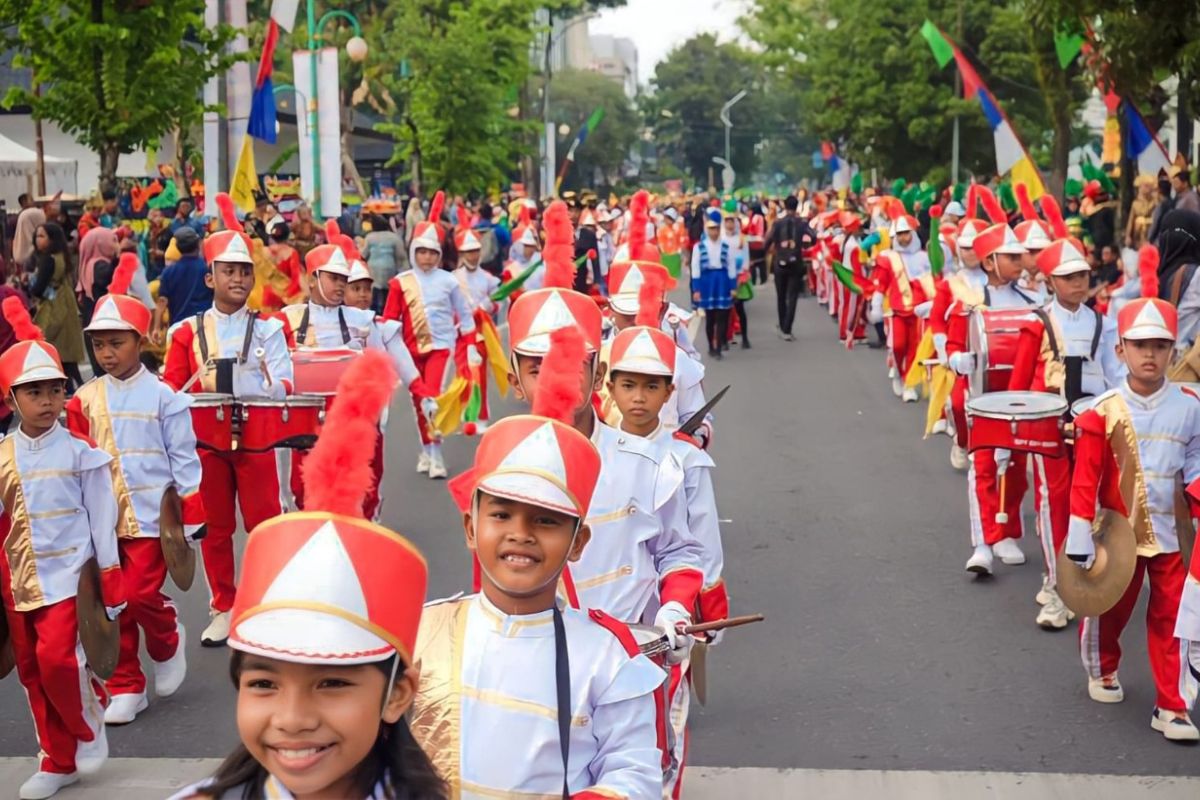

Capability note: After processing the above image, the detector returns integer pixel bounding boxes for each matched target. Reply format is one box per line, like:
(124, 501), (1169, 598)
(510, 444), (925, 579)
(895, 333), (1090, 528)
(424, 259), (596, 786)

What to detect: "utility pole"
(33, 83), (45, 196)
(720, 89), (747, 190)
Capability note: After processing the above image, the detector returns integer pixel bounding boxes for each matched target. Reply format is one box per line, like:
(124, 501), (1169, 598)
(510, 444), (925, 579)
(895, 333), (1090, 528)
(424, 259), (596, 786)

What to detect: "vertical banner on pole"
(224, 0), (252, 185)
(544, 122), (556, 198)
(203, 0), (222, 213)
(292, 50), (316, 211)
(316, 47), (343, 220)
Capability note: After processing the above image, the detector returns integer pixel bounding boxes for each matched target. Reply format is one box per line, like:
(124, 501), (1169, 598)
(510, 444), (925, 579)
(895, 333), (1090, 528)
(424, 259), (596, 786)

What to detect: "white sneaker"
(932, 418), (948, 435)
(103, 692), (148, 725)
(416, 452), (431, 474)
(153, 624), (187, 697)
(428, 453), (447, 480)
(1035, 595), (1072, 630)
(201, 611), (230, 647)
(74, 723), (107, 774)
(966, 544), (994, 575)
(1036, 574), (1054, 605)
(993, 538), (1026, 565)
(902, 387), (919, 403)
(891, 376), (904, 397)
(19, 771), (78, 800)
(1088, 673), (1124, 703)
(1151, 708), (1200, 742)
(950, 444), (969, 470)
(888, 365), (897, 380)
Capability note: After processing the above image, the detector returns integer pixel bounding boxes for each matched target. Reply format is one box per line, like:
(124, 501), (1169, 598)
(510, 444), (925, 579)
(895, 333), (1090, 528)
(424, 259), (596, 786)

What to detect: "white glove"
(420, 397), (438, 422)
(933, 333), (949, 364)
(466, 346), (483, 367)
(654, 601), (693, 666)
(1065, 515), (1096, 569)
(947, 352), (974, 376)
(105, 603), (126, 621)
(994, 447), (1011, 474)
(913, 300), (933, 319)
(867, 295), (884, 324)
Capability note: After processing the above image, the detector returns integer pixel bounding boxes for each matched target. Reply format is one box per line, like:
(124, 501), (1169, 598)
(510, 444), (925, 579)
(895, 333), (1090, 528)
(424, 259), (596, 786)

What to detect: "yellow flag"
(1011, 157), (1046, 202)
(230, 135), (260, 213)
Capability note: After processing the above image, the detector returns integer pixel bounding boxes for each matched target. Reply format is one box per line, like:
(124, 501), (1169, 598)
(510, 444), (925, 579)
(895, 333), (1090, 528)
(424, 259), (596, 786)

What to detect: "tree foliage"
(548, 69), (638, 190)
(0, 0), (239, 187)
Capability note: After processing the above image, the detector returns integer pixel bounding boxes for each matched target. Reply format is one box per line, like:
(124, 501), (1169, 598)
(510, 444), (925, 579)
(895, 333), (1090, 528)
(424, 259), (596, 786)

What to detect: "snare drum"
(966, 391), (1068, 458)
(189, 393), (236, 451)
(292, 349), (360, 396)
(1070, 395), (1099, 419)
(239, 395), (326, 452)
(967, 307), (1040, 395)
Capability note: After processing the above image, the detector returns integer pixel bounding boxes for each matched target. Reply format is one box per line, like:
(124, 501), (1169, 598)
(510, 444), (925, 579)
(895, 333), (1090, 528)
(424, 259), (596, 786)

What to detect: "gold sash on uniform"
(397, 272), (435, 354)
(73, 380), (139, 539)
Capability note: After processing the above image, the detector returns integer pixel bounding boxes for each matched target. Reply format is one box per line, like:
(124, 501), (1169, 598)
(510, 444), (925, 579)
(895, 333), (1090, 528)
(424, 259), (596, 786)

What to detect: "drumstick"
(255, 347), (272, 389)
(996, 469), (1009, 524)
(682, 613), (765, 636)
(180, 361), (211, 394)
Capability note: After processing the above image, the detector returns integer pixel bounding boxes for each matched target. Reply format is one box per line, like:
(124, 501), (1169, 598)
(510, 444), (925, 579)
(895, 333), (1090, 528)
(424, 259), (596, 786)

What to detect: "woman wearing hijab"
(30, 221), (86, 388)
(11, 206), (45, 275)
(1153, 208), (1200, 362)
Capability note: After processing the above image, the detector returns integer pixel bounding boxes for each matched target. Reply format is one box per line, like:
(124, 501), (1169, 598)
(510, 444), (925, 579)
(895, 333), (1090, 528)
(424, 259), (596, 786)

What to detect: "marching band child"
(414, 331), (665, 797)
(172, 351), (450, 800)
(66, 254), (204, 726)
(1066, 296), (1200, 741)
(453, 228), (501, 432)
(162, 194), (294, 647)
(383, 192), (476, 479)
(0, 297), (125, 799)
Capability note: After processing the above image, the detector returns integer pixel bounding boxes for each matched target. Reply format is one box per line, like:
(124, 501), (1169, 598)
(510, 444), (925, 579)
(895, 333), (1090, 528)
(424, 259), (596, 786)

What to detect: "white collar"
(209, 304), (249, 322)
(104, 365), (147, 389)
(1120, 377), (1171, 410)
(474, 591), (556, 637)
(16, 421), (61, 449)
(1051, 298), (1088, 321)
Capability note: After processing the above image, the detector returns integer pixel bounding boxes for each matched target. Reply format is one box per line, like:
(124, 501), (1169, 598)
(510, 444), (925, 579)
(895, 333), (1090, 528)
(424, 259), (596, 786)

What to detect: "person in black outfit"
(763, 196), (816, 340)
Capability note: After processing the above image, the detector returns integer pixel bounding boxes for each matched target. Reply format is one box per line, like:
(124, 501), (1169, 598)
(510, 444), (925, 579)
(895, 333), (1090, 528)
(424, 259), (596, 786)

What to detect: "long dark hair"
(200, 651), (448, 800)
(37, 222), (69, 258)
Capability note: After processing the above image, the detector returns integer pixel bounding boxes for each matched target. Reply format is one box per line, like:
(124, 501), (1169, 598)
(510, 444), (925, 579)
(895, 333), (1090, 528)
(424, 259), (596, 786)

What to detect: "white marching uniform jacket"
(165, 305), (295, 399)
(0, 423), (119, 611)
(67, 367), (203, 539)
(1042, 299), (1125, 397)
(572, 420), (705, 624)
(453, 266), (500, 315)
(282, 302), (383, 352)
(375, 317), (423, 387)
(411, 594), (665, 799)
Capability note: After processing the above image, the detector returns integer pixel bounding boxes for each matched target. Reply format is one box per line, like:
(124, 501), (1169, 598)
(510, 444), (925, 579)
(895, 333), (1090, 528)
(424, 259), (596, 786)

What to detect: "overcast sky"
(589, 0), (749, 86)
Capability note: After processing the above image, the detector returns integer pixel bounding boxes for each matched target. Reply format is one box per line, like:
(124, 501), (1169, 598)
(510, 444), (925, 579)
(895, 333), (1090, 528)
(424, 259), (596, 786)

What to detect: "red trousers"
(474, 341), (490, 422)
(6, 600), (103, 774)
(412, 349), (449, 446)
(199, 448), (282, 612)
(1032, 453), (1072, 585)
(290, 408), (385, 520)
(1079, 552), (1188, 711)
(837, 285), (864, 344)
(890, 314), (921, 378)
(108, 539), (179, 696)
(967, 448), (1028, 546)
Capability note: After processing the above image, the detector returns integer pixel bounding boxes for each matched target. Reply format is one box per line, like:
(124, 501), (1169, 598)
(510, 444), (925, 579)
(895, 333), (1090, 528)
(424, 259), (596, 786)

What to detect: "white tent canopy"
(0, 131), (77, 207)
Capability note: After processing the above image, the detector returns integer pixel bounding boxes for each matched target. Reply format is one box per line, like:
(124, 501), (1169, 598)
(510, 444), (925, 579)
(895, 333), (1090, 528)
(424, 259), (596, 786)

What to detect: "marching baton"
(678, 385), (731, 436)
(682, 613), (765, 636)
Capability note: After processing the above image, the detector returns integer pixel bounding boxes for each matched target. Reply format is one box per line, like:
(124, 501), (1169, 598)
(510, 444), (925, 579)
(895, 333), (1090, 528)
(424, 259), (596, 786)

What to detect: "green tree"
(0, 0), (239, 188)
(548, 69), (637, 191)
(648, 34), (768, 189)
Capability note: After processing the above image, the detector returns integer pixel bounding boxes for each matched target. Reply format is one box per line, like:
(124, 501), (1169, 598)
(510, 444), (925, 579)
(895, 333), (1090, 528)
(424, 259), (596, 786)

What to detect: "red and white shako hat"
(348, 259), (372, 284)
(889, 214), (918, 237)
(204, 193), (255, 265)
(973, 223), (1026, 261)
(228, 350), (428, 665)
(956, 218), (988, 249)
(456, 228), (482, 252)
(1118, 297), (1177, 341)
(509, 288), (603, 356)
(409, 191), (446, 257)
(1035, 238), (1090, 277)
(609, 325), (676, 377)
(1014, 219), (1052, 251)
(305, 243), (352, 278)
(607, 261), (673, 316)
(0, 296), (66, 394)
(86, 252), (152, 337)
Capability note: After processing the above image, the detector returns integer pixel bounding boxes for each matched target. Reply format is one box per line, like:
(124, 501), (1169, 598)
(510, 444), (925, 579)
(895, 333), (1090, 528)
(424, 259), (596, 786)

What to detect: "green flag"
(832, 261), (862, 295)
(1054, 27), (1084, 69)
(920, 20), (954, 68)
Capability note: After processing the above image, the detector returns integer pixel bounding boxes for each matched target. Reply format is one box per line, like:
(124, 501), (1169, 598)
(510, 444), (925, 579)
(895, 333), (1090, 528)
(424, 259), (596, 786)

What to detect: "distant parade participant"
(67, 254), (202, 725)
(692, 208), (737, 359)
(870, 214), (934, 401)
(1065, 297), (1200, 741)
(453, 228), (501, 430)
(162, 194), (295, 647)
(836, 211), (868, 349)
(383, 192), (477, 480)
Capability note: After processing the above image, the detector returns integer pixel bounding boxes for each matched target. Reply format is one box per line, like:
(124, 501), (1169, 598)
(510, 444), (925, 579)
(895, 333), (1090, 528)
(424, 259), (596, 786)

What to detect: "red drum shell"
(966, 391), (1068, 458)
(968, 307), (1040, 395)
(189, 393), (235, 451)
(239, 396), (325, 452)
(292, 349), (361, 396)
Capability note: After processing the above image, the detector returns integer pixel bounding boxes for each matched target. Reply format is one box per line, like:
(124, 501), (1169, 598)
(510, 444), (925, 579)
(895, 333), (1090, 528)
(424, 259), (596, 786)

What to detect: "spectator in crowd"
(362, 214), (406, 313)
(152, 226), (212, 345)
(11, 206), (45, 274)
(29, 221), (85, 389)
(1170, 160), (1200, 215)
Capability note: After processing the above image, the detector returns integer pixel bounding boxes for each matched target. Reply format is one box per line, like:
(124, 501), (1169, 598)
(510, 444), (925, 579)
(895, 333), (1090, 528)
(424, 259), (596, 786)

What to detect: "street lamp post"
(719, 90), (747, 191)
(541, 12), (593, 197)
(303, 2), (368, 219)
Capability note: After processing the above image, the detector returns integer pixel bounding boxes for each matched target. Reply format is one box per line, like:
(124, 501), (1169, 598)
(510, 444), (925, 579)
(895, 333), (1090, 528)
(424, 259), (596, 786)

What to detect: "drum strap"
(1088, 307), (1103, 360)
(552, 605), (571, 800)
(296, 304), (351, 346)
(1034, 307), (1103, 360)
(194, 312), (208, 363)
(1012, 284), (1037, 304)
(194, 310), (259, 364)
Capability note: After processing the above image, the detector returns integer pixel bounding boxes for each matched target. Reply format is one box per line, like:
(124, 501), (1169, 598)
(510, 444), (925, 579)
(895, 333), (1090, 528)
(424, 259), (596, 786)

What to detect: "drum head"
(966, 391), (1068, 419)
(967, 309), (988, 396)
(1071, 396), (1098, 418)
(159, 488), (196, 592)
(76, 558), (120, 680)
(190, 393), (234, 407)
(1056, 510), (1138, 619)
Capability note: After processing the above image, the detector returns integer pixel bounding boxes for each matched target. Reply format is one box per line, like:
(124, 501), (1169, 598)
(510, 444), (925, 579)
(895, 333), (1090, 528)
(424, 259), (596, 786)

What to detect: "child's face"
(8, 380), (67, 432)
(344, 280), (373, 310)
(206, 262), (255, 308)
(465, 493), (590, 598)
(989, 253), (1025, 283)
(308, 270), (347, 306)
(236, 655), (415, 799)
(90, 330), (142, 379)
(961, 248), (980, 268)
(509, 353), (603, 412)
(463, 250), (482, 269)
(607, 371), (674, 428)
(896, 231), (913, 249)
(1050, 272), (1090, 307)
(414, 248), (440, 271)
(1118, 338), (1172, 383)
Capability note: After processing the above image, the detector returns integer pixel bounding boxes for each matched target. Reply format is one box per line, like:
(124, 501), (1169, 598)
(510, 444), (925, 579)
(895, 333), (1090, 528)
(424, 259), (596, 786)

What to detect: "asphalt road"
(0, 283), (1197, 779)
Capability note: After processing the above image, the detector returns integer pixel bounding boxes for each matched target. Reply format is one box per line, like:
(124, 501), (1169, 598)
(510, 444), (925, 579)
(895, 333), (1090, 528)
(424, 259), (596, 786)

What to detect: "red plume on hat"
(541, 200), (576, 289)
(1040, 194), (1068, 239)
(427, 191), (446, 237)
(635, 268), (666, 328)
(531, 326), (586, 425)
(628, 190), (659, 263)
(301, 350), (398, 517)
(975, 185), (1007, 224)
(214, 192), (241, 231)
(1015, 183), (1039, 223)
(3, 296), (43, 342)
(324, 219), (362, 262)
(109, 252), (140, 297)
(965, 184), (978, 220)
(1138, 244), (1160, 299)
